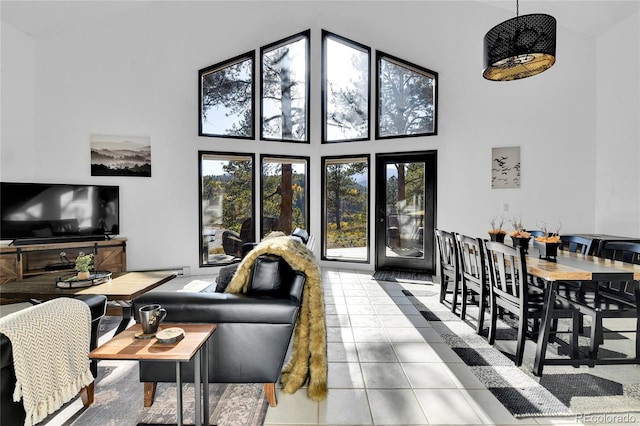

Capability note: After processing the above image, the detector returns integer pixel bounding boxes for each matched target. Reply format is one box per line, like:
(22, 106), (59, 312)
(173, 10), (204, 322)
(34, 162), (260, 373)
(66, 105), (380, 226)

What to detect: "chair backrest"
(598, 241), (640, 264)
(434, 229), (459, 276)
(596, 241), (639, 305)
(559, 235), (593, 254)
(456, 234), (486, 286)
(528, 230), (546, 246)
(484, 240), (528, 311)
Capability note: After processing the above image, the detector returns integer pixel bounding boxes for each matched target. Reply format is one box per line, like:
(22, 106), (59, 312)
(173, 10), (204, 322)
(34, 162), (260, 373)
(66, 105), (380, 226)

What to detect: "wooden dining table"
(525, 250), (640, 376)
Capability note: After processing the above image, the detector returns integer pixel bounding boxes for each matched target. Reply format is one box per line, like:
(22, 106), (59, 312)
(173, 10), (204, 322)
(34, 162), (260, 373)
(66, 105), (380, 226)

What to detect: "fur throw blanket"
(224, 234), (328, 401)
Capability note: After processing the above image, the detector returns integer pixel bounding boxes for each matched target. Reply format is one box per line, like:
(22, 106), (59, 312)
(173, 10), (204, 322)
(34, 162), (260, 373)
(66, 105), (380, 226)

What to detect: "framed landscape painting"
(91, 134), (151, 177)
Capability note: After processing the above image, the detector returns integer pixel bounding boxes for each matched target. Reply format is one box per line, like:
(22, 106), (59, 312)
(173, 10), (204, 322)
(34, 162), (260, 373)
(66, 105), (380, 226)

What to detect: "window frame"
(198, 51), (256, 139)
(375, 51), (438, 140)
(321, 154), (371, 263)
(260, 30), (311, 143)
(321, 30), (371, 144)
(198, 150), (255, 267)
(260, 154), (310, 240)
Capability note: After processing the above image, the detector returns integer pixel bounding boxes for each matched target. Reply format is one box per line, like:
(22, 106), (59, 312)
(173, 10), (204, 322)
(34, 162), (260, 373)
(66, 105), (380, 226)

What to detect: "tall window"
(199, 152), (254, 266)
(322, 31), (370, 143)
(376, 51), (438, 139)
(199, 52), (254, 138)
(261, 30), (310, 142)
(322, 155), (369, 262)
(261, 156), (309, 239)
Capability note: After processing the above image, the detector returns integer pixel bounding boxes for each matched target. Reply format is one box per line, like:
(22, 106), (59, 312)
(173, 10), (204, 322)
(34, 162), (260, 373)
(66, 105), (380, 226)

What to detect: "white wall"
(595, 11), (640, 237)
(1, 1), (638, 273)
(1, 21), (35, 180)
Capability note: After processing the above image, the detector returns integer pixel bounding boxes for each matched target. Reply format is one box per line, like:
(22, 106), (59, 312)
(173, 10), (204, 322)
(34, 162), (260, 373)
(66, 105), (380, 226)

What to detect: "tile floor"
(264, 267), (640, 426)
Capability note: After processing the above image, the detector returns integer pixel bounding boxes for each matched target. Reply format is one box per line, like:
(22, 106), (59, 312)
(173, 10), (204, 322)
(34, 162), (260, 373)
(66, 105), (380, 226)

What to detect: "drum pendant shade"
(483, 13), (556, 81)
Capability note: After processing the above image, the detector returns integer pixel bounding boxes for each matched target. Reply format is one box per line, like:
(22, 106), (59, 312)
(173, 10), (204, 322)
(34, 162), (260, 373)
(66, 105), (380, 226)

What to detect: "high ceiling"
(1, 0), (638, 38)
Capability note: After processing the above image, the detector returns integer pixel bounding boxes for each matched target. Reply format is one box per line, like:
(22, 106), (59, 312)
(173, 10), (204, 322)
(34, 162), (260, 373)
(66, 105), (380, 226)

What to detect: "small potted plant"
(535, 222), (562, 259)
(75, 252), (94, 280)
(488, 216), (507, 243)
(509, 218), (531, 253)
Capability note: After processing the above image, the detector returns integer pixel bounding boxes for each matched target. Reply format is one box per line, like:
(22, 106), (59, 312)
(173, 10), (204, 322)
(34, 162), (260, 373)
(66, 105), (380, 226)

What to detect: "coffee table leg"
(203, 342), (209, 426)
(176, 362), (183, 426)
(194, 350), (201, 426)
(114, 301), (132, 335)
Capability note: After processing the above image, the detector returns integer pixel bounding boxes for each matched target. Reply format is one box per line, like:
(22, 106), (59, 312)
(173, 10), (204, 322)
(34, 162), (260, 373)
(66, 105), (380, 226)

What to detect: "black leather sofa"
(0, 294), (107, 426)
(132, 253), (306, 407)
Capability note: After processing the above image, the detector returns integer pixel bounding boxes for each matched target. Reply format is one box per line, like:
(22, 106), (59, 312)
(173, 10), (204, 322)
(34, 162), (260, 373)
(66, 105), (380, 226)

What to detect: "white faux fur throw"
(0, 298), (94, 426)
(225, 234), (328, 401)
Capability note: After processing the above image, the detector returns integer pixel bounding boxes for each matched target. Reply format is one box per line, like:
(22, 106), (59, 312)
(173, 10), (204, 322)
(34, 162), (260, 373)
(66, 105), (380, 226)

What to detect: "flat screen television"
(1, 182), (120, 245)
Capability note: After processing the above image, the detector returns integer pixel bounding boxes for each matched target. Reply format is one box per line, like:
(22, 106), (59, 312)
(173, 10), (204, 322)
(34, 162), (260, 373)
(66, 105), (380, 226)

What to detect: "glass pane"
(200, 153), (253, 266)
(261, 157), (308, 238)
(377, 54), (437, 138)
(324, 33), (369, 142)
(385, 161), (425, 258)
(323, 157), (369, 261)
(262, 33), (309, 142)
(200, 54), (253, 138)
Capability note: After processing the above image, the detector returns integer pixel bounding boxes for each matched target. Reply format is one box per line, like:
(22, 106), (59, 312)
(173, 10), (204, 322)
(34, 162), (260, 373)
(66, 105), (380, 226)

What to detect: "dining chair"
(483, 240), (579, 367)
(556, 241), (640, 360)
(456, 234), (489, 334)
(559, 235), (593, 254)
(528, 230), (546, 247)
(434, 229), (461, 313)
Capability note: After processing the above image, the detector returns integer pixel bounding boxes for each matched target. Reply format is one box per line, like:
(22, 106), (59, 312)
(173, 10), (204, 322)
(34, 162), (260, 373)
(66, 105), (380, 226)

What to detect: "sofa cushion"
(248, 254), (290, 295)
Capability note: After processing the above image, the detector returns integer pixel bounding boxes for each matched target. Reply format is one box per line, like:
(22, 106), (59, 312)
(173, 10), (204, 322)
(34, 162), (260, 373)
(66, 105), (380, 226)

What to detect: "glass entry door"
(375, 151), (436, 273)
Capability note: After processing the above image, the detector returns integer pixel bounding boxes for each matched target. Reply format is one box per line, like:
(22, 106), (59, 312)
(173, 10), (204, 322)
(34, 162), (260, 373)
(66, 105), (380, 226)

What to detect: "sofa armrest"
(132, 291), (299, 325)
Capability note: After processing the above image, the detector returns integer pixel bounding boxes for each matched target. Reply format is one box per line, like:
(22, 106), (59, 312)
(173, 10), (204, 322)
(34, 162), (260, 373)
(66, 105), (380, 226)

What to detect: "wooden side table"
(89, 323), (216, 426)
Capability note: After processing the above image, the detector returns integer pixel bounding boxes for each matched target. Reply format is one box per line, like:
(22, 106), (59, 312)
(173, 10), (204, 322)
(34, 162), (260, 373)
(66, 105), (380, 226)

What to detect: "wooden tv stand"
(0, 237), (127, 285)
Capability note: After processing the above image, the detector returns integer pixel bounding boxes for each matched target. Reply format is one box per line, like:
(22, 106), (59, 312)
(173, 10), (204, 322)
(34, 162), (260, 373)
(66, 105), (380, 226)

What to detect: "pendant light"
(483, 0), (556, 81)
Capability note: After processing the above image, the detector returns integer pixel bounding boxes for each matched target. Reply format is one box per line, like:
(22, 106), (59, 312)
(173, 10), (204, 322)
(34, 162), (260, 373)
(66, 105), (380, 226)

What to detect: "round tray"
(56, 271), (112, 289)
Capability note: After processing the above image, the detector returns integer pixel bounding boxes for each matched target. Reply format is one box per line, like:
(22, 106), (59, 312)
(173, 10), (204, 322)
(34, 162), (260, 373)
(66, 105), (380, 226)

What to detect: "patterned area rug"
(66, 361), (268, 426)
(372, 270), (433, 283)
(403, 290), (640, 418)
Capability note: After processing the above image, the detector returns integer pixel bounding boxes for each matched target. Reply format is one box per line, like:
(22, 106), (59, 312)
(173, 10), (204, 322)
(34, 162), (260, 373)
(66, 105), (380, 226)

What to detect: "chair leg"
(476, 293), (486, 336)
(451, 278), (460, 314)
(589, 316), (602, 360)
(460, 282), (468, 320)
(571, 312), (580, 359)
(515, 314), (526, 366)
(80, 382), (94, 407)
(439, 276), (448, 303)
(488, 303), (497, 345)
(144, 382), (157, 407)
(264, 383), (277, 407)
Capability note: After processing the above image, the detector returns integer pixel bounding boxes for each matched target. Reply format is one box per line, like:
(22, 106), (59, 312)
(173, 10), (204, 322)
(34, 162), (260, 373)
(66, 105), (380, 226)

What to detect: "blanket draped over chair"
(0, 297), (93, 426)
(225, 234), (328, 401)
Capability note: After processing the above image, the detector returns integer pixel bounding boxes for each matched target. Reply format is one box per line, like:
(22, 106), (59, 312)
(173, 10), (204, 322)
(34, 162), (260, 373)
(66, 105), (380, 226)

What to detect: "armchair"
(0, 294), (106, 425)
(132, 254), (305, 408)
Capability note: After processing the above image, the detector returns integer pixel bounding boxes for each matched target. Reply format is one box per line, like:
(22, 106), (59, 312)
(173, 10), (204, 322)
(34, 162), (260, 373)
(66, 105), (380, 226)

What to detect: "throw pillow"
(247, 254), (290, 295)
(215, 263), (239, 292)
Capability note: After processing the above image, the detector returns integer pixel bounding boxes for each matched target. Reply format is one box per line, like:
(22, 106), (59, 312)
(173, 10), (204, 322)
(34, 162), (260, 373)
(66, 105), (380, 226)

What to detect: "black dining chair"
(434, 229), (461, 313)
(559, 235), (593, 254)
(556, 241), (640, 360)
(456, 234), (489, 335)
(484, 240), (580, 367)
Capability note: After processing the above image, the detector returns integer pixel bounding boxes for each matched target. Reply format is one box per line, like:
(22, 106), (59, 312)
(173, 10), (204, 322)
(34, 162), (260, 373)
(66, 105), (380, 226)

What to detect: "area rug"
(63, 361), (268, 426)
(403, 290), (640, 418)
(372, 270), (433, 283)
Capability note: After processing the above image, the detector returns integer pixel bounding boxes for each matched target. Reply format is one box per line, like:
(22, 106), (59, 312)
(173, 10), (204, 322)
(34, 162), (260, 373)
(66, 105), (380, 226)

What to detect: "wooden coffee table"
(0, 271), (176, 333)
(90, 323), (216, 426)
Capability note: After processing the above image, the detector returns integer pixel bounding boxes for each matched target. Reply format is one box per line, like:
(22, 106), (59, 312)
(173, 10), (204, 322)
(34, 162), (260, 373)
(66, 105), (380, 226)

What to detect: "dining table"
(525, 249), (640, 376)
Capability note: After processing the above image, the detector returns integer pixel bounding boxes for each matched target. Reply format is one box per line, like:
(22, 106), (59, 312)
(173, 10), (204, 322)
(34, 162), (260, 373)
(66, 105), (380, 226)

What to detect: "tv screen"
(1, 182), (120, 243)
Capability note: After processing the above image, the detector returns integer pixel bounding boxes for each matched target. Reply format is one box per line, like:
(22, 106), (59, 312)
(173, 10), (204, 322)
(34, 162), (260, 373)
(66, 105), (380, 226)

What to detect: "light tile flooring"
(264, 268), (640, 426)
